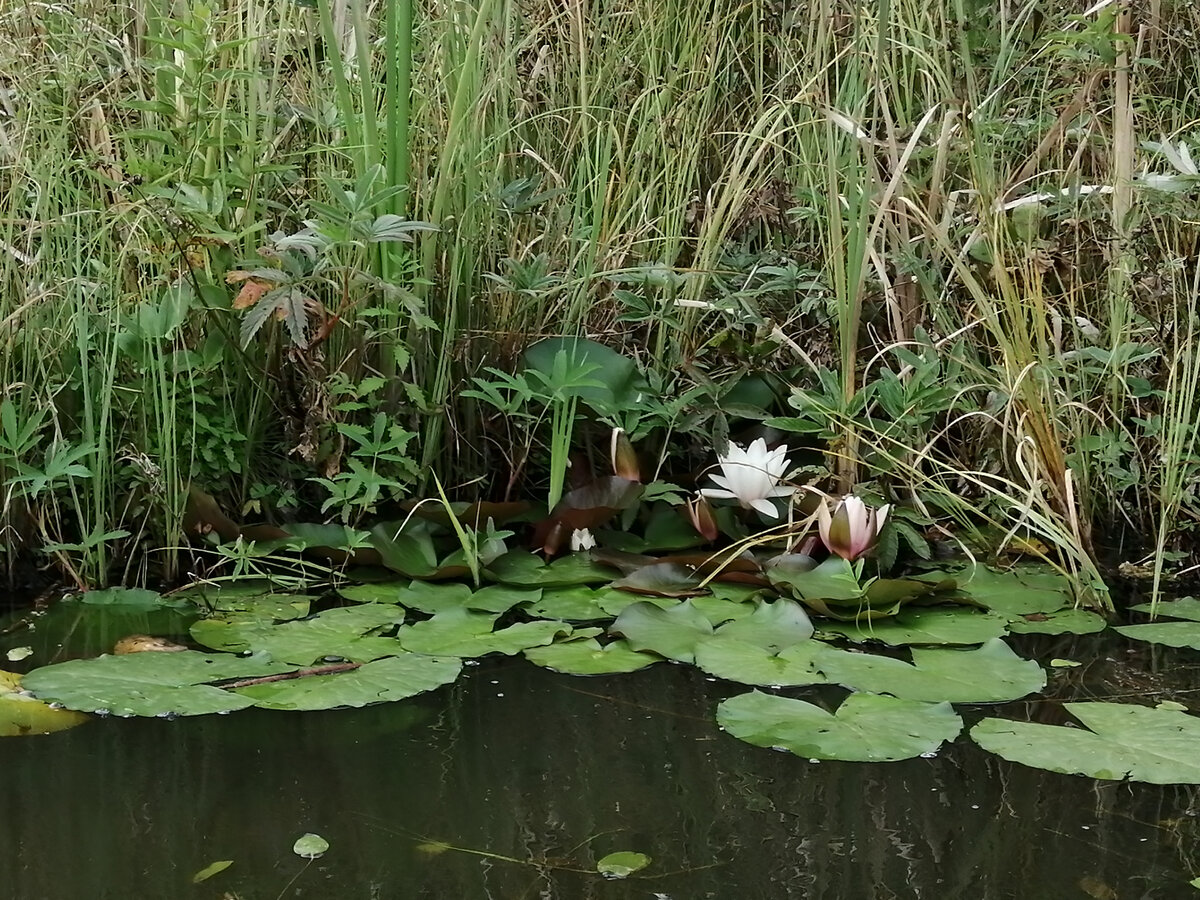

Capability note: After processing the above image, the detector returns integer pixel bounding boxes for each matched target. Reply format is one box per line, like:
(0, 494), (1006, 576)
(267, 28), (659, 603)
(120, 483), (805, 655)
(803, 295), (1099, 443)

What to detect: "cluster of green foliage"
(1, 0), (1199, 596)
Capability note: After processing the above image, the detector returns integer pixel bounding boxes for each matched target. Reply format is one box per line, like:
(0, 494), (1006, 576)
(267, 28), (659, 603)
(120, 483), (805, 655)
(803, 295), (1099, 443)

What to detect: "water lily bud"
(817, 495), (890, 561)
(570, 528), (597, 551)
(610, 428), (640, 482)
(686, 494), (719, 542)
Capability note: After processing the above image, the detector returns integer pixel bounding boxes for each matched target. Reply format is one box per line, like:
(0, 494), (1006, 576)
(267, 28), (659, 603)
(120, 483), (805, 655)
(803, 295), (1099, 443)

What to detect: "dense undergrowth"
(0, 0), (1198, 597)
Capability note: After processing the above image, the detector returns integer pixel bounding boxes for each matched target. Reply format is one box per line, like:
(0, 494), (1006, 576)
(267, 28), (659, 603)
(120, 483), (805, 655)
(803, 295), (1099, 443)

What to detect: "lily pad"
(0, 671), (90, 736)
(397, 608), (570, 657)
(596, 851), (651, 878)
(192, 604), (406, 665)
(523, 638), (660, 675)
(694, 638), (833, 687)
(77, 587), (183, 608)
(817, 639), (1046, 703)
(469, 585), (541, 614)
(22, 651), (292, 717)
(485, 551), (616, 587)
(957, 565), (1072, 615)
(819, 607), (1009, 646)
(1007, 608), (1107, 635)
(597, 591), (676, 617)
(293, 833), (329, 859)
(176, 581), (310, 620)
(1129, 598), (1200, 622)
(610, 600), (713, 663)
(1114, 622), (1200, 650)
(710, 598), (813, 652)
(717, 691), (962, 762)
(234, 653), (462, 710)
(524, 586), (612, 621)
(610, 562), (708, 598)
(971, 702), (1200, 783)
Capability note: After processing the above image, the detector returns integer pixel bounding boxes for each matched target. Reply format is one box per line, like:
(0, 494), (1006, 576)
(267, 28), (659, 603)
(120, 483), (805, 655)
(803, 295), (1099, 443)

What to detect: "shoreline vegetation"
(1, 0), (1198, 601)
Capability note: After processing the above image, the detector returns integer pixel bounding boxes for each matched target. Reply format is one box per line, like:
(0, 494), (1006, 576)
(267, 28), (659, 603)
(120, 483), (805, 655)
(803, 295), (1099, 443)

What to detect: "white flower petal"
(751, 498), (780, 517)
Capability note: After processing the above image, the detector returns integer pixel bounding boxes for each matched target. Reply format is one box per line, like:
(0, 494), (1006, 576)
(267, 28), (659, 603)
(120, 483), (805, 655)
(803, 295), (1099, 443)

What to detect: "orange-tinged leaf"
(233, 279), (272, 310)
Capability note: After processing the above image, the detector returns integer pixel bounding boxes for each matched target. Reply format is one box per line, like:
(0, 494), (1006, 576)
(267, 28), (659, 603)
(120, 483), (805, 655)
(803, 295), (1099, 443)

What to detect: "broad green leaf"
(397, 608), (570, 657)
(610, 600), (713, 663)
(523, 638), (659, 675)
(1129, 598), (1200, 622)
(22, 651), (292, 717)
(596, 851), (651, 878)
(1007, 608), (1107, 635)
(711, 599), (813, 652)
(718, 691), (961, 762)
(338, 581), (407, 604)
(820, 607), (1009, 646)
(525, 586), (611, 621)
(610, 562), (708, 598)
(1114, 622), (1200, 650)
(957, 565), (1071, 615)
(293, 833), (329, 859)
(522, 336), (644, 414)
(817, 639), (1046, 703)
(485, 551), (615, 587)
(694, 638), (832, 687)
(394, 581), (474, 614)
(235, 653), (461, 710)
(597, 591), (676, 617)
(469, 585), (540, 614)
(193, 604), (406, 665)
(971, 702), (1200, 783)
(776, 555), (864, 602)
(176, 581), (309, 620)
(77, 587), (180, 608)
(690, 595), (758, 627)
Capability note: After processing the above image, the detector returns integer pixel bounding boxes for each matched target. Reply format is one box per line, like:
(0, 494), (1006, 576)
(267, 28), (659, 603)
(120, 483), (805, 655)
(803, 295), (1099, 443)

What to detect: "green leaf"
(1007, 608), (1107, 635)
(971, 702), (1200, 783)
(22, 652), (292, 716)
(77, 587), (180, 608)
(523, 638), (659, 675)
(717, 691), (962, 762)
(293, 833), (329, 859)
(177, 581), (310, 620)
(817, 639), (1046, 703)
(957, 565), (1072, 615)
(393, 581), (474, 614)
(610, 600), (714, 663)
(1114, 621), (1200, 650)
(610, 562), (708, 598)
(522, 337), (644, 415)
(710, 598), (813, 652)
(596, 851), (651, 878)
(694, 638), (832, 687)
(235, 654), (461, 710)
(524, 586), (611, 621)
(194, 604), (406, 665)
(397, 608), (570, 657)
(819, 607), (1009, 645)
(191, 860), (233, 884)
(468, 585), (541, 614)
(1129, 598), (1200, 622)
(484, 551), (615, 587)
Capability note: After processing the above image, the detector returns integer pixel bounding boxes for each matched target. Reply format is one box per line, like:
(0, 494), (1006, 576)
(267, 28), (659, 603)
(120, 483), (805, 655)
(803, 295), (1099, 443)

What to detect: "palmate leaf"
(239, 285), (310, 348)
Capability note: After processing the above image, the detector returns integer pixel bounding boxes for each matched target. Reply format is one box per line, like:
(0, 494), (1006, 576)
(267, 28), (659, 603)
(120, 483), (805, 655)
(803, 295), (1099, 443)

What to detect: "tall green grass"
(1, 0), (1198, 595)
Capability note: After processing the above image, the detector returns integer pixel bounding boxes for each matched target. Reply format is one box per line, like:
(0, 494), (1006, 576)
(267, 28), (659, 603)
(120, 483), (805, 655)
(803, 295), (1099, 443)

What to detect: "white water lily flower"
(701, 438), (795, 518)
(570, 528), (596, 551)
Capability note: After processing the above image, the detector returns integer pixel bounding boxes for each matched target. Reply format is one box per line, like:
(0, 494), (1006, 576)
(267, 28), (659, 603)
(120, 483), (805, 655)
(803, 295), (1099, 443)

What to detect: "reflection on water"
(3, 649), (1200, 900)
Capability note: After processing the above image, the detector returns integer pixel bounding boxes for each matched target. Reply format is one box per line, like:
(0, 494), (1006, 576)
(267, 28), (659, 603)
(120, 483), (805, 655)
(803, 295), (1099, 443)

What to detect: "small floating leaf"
(596, 851), (651, 878)
(718, 691), (962, 762)
(6, 647), (32, 662)
(1050, 658), (1082, 668)
(971, 702), (1200, 783)
(191, 860), (233, 883)
(293, 833), (329, 859)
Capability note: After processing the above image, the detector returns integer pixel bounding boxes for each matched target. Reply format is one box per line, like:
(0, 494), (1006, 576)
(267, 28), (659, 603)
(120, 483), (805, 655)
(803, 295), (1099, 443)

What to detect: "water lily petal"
(751, 498), (781, 518)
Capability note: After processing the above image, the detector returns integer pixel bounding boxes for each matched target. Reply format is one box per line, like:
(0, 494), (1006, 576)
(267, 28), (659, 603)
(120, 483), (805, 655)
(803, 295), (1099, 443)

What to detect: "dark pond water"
(2, 603), (1200, 899)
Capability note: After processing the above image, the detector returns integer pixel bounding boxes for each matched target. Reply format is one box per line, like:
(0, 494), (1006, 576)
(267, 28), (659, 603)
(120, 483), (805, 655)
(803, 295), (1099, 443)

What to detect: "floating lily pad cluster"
(10, 557), (1200, 785)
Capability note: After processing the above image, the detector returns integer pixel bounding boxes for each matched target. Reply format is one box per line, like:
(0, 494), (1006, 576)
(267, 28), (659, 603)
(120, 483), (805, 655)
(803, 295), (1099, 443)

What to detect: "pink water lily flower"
(701, 438), (795, 518)
(817, 495), (890, 561)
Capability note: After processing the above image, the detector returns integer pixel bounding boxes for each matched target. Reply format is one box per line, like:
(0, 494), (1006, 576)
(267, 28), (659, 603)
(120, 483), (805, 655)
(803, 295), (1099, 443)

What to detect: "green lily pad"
(22, 651), (292, 717)
(610, 562), (708, 598)
(293, 833), (330, 859)
(397, 608), (571, 657)
(690, 595), (758, 627)
(597, 591), (676, 617)
(394, 581), (474, 614)
(1114, 622), (1200, 650)
(820, 607), (1009, 646)
(717, 691), (962, 762)
(694, 638), (833, 687)
(610, 600), (713, 663)
(469, 585), (541, 614)
(710, 598), (813, 652)
(77, 587), (184, 608)
(1129, 598), (1200, 621)
(337, 581), (407, 604)
(0, 675), (90, 736)
(817, 639), (1046, 703)
(193, 604), (406, 665)
(523, 638), (660, 675)
(957, 565), (1072, 615)
(178, 581), (310, 620)
(234, 653), (462, 710)
(596, 851), (651, 878)
(524, 586), (612, 621)
(971, 702), (1200, 783)
(484, 551), (616, 587)
(1007, 608), (1107, 635)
